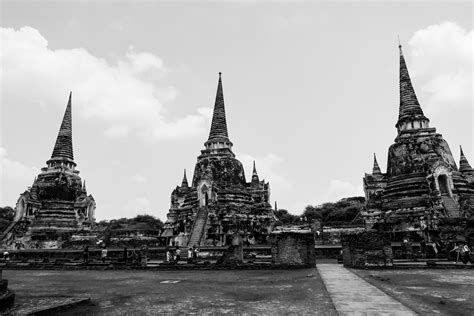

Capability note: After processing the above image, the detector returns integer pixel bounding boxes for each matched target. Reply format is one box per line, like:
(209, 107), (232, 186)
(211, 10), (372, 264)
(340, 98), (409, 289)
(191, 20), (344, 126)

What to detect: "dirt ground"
(353, 269), (474, 316)
(4, 269), (337, 315)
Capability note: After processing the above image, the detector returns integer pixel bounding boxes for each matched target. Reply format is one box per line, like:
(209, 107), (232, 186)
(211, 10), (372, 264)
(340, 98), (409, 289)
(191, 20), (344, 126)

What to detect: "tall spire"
(274, 201), (278, 211)
(372, 153), (382, 175)
(208, 72), (229, 141)
(396, 43), (428, 129)
(51, 92), (74, 161)
(252, 161), (260, 183)
(459, 145), (473, 173)
(181, 169), (189, 187)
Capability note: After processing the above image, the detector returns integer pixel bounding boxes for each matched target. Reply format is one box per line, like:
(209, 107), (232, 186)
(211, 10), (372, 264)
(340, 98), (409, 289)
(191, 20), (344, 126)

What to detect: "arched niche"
(198, 182), (210, 207)
(14, 197), (28, 221)
(86, 199), (96, 222)
(433, 165), (454, 197)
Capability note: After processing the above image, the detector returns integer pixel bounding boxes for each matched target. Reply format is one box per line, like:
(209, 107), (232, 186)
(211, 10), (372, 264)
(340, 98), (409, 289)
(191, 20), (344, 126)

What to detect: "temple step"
(187, 208), (208, 247)
(441, 195), (460, 217)
(0, 220), (19, 241)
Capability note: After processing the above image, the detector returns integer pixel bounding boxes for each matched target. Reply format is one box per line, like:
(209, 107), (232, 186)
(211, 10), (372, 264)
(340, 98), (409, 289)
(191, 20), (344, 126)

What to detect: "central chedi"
(162, 73), (275, 247)
(363, 44), (474, 243)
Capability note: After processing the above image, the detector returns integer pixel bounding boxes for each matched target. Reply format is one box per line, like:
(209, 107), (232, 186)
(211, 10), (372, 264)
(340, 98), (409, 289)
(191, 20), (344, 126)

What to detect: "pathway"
(317, 264), (416, 315)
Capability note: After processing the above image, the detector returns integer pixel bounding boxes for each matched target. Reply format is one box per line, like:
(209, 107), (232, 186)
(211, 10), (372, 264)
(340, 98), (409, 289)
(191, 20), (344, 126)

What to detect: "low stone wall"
(0, 246), (272, 263)
(271, 232), (315, 267)
(342, 231), (393, 268)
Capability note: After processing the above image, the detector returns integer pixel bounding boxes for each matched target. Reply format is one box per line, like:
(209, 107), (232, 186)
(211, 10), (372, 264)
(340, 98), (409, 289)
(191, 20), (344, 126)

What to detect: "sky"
(0, 1), (472, 221)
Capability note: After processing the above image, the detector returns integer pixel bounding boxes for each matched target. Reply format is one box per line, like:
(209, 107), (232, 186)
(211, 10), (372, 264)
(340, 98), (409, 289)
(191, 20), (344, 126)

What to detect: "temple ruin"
(162, 73), (275, 246)
(1, 93), (96, 249)
(363, 44), (474, 244)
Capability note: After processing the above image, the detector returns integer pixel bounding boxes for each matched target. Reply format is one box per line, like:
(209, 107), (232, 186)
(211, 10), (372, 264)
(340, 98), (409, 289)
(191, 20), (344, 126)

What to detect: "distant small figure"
(3, 251), (9, 261)
(187, 248), (193, 264)
(193, 246), (200, 261)
(174, 247), (181, 263)
(166, 247), (172, 263)
(402, 237), (413, 259)
(137, 250), (142, 265)
(431, 242), (438, 258)
(420, 240), (426, 259)
(83, 246), (89, 264)
(141, 245), (148, 267)
(123, 247), (128, 264)
(461, 244), (472, 264)
(130, 249), (137, 265)
(450, 243), (462, 263)
(101, 247), (108, 263)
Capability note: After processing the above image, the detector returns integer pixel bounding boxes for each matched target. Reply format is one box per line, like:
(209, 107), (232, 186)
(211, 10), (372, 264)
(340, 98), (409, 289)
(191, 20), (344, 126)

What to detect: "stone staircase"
(187, 208), (208, 247)
(0, 221), (18, 242)
(441, 194), (460, 217)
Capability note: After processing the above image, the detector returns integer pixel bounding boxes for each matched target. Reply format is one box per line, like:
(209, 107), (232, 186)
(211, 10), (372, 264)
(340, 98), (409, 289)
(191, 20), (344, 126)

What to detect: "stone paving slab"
(11, 297), (91, 315)
(317, 264), (416, 315)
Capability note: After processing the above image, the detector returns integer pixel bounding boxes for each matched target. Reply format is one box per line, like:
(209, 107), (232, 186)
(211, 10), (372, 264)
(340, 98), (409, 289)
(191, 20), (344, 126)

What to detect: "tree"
(0, 206), (14, 220)
(301, 197), (365, 224)
(274, 209), (301, 225)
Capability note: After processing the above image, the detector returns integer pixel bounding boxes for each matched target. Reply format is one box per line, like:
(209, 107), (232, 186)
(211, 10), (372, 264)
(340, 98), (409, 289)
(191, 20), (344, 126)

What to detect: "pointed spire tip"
(50, 92), (74, 161)
(208, 72), (229, 141)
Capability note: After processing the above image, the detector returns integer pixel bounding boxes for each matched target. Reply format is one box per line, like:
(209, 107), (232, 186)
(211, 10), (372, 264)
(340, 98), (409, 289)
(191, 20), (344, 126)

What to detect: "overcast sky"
(1, 1), (472, 221)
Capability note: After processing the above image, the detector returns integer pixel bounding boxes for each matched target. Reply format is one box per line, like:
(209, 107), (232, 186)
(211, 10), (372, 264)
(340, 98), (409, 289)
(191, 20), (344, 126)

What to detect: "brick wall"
(271, 232), (315, 267)
(342, 231), (393, 268)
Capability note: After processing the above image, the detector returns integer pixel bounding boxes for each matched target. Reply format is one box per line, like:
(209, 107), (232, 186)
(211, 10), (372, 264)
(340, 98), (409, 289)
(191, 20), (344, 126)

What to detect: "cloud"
(130, 174), (147, 183)
(409, 22), (473, 110)
(0, 147), (39, 183)
(0, 147), (39, 205)
(318, 180), (364, 204)
(95, 197), (152, 221)
(262, 13), (313, 31)
(238, 152), (291, 191)
(0, 26), (210, 141)
(119, 197), (152, 219)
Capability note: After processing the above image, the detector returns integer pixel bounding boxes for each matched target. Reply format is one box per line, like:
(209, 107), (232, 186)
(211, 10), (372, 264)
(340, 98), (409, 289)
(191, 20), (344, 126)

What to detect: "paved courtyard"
(5, 268), (337, 315)
(4, 265), (473, 315)
(353, 268), (474, 316)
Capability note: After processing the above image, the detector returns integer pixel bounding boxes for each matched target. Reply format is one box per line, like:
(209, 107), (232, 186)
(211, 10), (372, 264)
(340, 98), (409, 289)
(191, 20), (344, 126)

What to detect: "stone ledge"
(1, 262), (315, 271)
(12, 297), (91, 315)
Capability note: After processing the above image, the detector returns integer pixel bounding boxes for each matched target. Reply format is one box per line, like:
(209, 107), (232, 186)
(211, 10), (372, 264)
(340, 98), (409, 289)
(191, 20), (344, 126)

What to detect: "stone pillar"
(231, 233), (243, 262)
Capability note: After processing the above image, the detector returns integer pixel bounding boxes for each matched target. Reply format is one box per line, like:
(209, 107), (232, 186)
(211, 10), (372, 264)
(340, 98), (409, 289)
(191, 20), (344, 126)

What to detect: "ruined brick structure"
(363, 45), (474, 243)
(342, 231), (393, 268)
(1, 93), (96, 249)
(162, 73), (275, 246)
(271, 230), (316, 267)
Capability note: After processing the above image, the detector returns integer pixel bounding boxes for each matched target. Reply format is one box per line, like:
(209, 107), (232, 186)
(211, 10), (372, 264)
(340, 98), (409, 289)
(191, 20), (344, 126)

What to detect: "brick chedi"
(162, 73), (275, 246)
(363, 44), (474, 242)
(2, 93), (96, 249)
